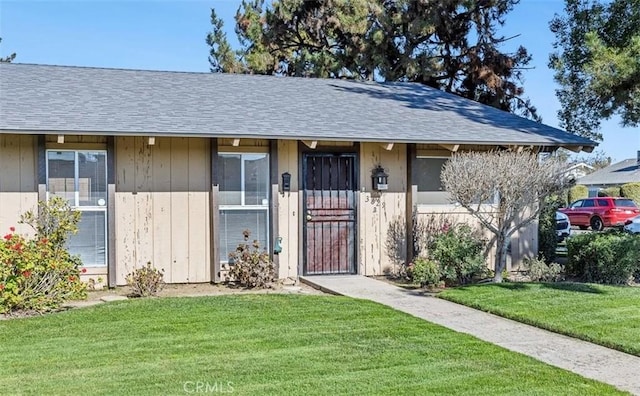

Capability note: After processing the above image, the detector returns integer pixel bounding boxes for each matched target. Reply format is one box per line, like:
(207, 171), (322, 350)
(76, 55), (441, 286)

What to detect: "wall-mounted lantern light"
(281, 172), (291, 193)
(371, 165), (389, 191)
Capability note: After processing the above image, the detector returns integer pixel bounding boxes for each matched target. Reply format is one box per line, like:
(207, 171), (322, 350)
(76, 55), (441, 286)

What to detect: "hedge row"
(621, 182), (640, 204)
(565, 182), (640, 204)
(566, 231), (640, 285)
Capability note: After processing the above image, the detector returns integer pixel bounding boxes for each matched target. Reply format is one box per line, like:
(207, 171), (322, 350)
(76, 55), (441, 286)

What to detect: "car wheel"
(578, 225), (588, 230)
(591, 217), (604, 231)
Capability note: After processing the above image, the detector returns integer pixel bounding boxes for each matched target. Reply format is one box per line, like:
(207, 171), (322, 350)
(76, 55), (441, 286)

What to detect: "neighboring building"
(565, 162), (594, 180)
(0, 63), (597, 285)
(577, 158), (640, 197)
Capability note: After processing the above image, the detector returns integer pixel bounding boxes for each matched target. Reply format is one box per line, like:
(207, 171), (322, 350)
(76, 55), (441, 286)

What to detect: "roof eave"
(0, 128), (598, 152)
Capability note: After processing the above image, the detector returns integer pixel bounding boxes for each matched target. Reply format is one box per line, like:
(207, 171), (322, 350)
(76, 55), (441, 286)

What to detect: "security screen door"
(46, 150), (107, 267)
(303, 153), (357, 275)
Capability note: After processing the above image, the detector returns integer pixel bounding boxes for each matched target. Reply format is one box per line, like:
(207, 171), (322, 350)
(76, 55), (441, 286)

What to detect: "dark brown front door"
(303, 153), (357, 275)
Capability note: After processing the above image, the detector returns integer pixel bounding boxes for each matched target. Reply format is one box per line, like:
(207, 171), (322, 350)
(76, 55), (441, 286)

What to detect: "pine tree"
(207, 0), (539, 119)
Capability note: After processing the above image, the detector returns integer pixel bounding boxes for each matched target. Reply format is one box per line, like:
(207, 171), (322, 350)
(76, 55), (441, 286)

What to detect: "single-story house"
(565, 162), (595, 180)
(0, 63), (596, 286)
(577, 157), (640, 197)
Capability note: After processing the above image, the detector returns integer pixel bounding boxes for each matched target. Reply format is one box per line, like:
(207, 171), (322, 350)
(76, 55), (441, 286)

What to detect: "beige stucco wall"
(114, 136), (211, 285)
(0, 134), (38, 235)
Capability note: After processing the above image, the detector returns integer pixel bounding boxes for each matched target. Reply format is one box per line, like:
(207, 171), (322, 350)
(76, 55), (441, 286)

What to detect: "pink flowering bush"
(0, 198), (86, 314)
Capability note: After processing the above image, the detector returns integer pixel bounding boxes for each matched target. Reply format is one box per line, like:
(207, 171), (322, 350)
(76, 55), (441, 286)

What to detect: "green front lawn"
(439, 283), (640, 356)
(0, 295), (620, 395)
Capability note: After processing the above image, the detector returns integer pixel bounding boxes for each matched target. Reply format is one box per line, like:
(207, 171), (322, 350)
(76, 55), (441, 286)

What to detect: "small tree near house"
(441, 151), (571, 282)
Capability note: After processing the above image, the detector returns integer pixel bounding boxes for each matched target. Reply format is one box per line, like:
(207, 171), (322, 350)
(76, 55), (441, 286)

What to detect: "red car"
(559, 197), (640, 231)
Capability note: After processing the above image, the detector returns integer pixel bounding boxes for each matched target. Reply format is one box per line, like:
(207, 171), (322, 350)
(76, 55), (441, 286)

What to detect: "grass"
(439, 282), (640, 356)
(0, 295), (622, 395)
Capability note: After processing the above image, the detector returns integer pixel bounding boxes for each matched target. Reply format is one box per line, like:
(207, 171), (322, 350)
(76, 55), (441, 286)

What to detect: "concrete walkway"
(301, 275), (640, 395)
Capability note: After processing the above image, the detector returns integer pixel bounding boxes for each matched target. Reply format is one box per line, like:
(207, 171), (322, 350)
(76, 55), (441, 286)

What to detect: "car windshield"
(615, 199), (638, 208)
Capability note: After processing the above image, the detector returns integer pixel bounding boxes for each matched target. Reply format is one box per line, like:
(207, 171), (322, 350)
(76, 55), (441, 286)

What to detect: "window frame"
(218, 152), (270, 263)
(45, 149), (108, 268)
(414, 155), (451, 206)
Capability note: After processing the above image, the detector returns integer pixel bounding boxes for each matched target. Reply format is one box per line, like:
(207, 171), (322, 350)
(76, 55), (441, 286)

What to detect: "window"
(219, 153), (269, 262)
(47, 150), (107, 267)
(597, 199), (611, 207)
(570, 200), (584, 209)
(583, 199), (596, 207)
(414, 157), (450, 204)
(615, 199), (637, 208)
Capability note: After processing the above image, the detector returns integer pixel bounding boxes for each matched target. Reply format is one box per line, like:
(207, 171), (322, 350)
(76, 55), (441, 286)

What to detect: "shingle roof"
(0, 63), (596, 149)
(577, 159), (640, 186)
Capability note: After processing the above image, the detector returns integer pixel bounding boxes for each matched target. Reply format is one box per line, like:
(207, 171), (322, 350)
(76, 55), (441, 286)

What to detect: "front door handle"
(306, 214), (312, 221)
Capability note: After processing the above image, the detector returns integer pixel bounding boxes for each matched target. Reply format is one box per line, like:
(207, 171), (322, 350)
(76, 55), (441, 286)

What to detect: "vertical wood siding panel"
(115, 193), (137, 285)
(286, 140), (303, 278)
(116, 137), (136, 192)
(276, 141), (290, 279)
(277, 140), (299, 279)
(134, 192), (154, 269)
(0, 135), (5, 231)
(358, 143), (383, 275)
(2, 136), (20, 191)
(19, 135), (37, 235)
(170, 137), (190, 282)
(115, 137), (137, 285)
(134, 137), (154, 271)
(19, 135), (36, 194)
(0, 135), (37, 235)
(378, 144), (407, 276)
(152, 138), (173, 282)
(188, 138), (210, 282)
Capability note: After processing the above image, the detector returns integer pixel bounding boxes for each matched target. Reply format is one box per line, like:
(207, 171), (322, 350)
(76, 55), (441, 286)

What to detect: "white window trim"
(45, 149), (108, 268)
(218, 152), (270, 262)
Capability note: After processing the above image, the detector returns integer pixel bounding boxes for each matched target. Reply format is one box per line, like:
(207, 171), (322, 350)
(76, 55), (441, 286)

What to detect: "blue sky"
(1, 0), (638, 162)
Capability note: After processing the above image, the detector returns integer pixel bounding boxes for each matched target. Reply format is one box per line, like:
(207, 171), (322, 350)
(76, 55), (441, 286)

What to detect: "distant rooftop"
(578, 158), (640, 186)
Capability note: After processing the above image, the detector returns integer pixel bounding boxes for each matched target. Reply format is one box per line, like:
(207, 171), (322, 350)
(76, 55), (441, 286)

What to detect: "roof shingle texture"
(0, 63), (595, 147)
(577, 159), (640, 186)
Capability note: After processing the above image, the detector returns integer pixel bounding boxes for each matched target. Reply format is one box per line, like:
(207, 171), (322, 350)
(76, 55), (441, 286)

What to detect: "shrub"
(20, 196), (81, 248)
(385, 212), (457, 278)
(431, 224), (488, 285)
(410, 258), (441, 287)
(126, 262), (165, 297)
(621, 182), (640, 205)
(567, 231), (640, 284)
(568, 185), (588, 203)
(0, 197), (86, 314)
(526, 257), (564, 282)
(598, 186), (621, 197)
(413, 213), (456, 259)
(538, 195), (564, 263)
(228, 230), (275, 288)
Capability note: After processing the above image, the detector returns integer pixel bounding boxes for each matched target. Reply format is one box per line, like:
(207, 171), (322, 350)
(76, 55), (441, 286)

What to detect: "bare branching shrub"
(526, 257), (565, 282)
(441, 151), (571, 282)
(228, 230), (275, 289)
(126, 262), (165, 297)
